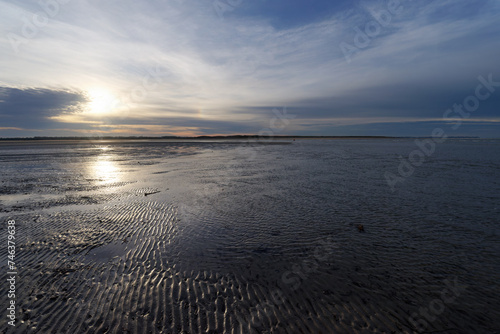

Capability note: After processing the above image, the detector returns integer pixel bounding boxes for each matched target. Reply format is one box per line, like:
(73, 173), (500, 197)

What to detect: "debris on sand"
(144, 190), (160, 196)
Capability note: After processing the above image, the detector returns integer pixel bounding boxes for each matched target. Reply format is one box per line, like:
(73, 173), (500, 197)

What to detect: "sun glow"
(86, 89), (116, 115)
(90, 154), (121, 184)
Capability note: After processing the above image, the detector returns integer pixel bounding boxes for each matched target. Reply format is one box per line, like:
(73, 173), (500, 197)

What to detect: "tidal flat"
(0, 139), (499, 333)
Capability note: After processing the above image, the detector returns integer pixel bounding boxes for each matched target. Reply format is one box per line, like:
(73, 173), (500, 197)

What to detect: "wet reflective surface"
(0, 139), (499, 333)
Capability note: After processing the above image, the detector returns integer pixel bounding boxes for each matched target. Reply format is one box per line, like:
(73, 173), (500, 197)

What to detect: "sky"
(1, 0), (499, 137)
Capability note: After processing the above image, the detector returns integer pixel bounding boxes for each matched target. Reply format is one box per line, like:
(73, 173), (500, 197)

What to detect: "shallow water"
(0, 139), (499, 333)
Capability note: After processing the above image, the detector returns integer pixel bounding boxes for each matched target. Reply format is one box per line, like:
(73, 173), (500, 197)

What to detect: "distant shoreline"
(0, 135), (484, 141)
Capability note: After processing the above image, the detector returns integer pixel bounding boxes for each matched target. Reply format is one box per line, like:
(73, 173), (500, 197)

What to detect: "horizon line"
(0, 135), (492, 141)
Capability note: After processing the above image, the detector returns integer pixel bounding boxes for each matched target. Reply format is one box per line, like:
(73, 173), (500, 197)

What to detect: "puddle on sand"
(85, 241), (129, 263)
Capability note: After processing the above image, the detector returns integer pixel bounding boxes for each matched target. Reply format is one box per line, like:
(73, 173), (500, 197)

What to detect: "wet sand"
(1, 139), (499, 333)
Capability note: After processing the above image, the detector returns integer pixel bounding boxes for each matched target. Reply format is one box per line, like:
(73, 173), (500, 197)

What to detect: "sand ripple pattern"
(2, 199), (497, 333)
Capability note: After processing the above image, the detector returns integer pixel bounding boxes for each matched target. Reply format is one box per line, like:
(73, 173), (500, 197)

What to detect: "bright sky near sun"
(1, 0), (500, 137)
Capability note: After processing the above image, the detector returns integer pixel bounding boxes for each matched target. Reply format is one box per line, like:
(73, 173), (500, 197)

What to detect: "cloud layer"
(1, 0), (499, 137)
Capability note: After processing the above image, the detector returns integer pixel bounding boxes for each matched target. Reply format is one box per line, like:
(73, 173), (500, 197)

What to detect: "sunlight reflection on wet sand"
(89, 152), (121, 184)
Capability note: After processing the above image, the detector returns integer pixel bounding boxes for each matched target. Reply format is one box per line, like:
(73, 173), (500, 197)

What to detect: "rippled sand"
(0, 139), (499, 333)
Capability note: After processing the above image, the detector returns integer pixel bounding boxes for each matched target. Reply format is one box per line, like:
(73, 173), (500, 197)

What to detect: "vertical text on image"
(6, 219), (17, 327)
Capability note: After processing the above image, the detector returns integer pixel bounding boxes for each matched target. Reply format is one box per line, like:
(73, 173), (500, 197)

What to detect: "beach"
(1, 138), (499, 333)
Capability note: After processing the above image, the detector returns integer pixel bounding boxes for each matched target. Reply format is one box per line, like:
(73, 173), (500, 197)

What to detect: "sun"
(86, 89), (116, 115)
